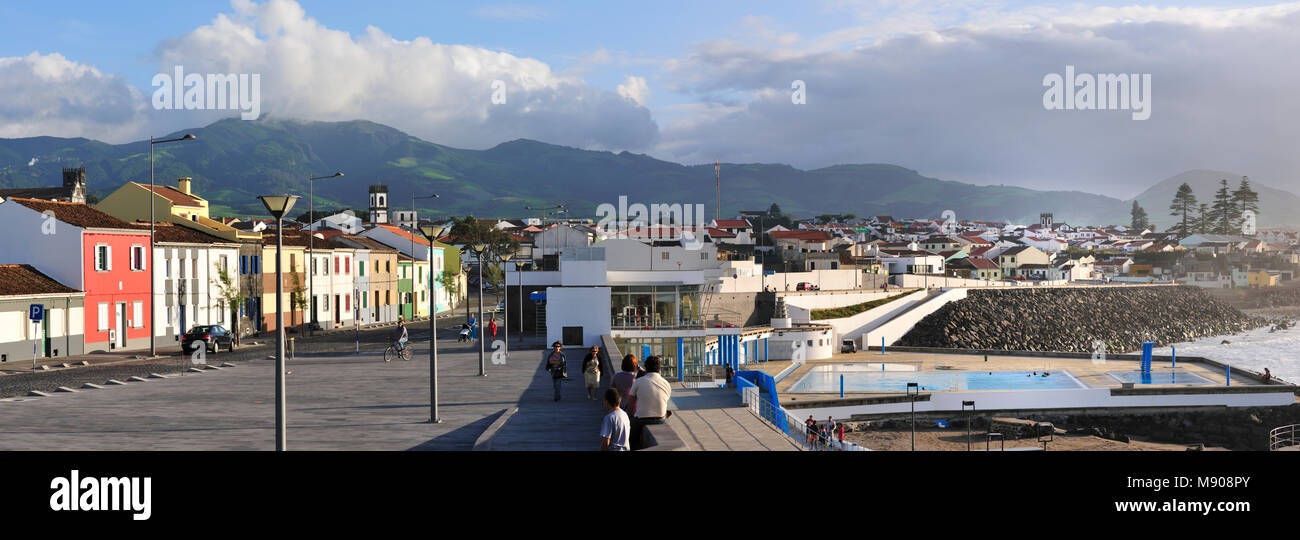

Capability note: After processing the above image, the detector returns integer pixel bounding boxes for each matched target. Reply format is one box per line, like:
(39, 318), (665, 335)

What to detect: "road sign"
(29, 304), (43, 321)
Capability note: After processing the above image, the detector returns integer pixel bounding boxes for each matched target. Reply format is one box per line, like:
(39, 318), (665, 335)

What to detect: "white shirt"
(628, 373), (672, 418)
(600, 408), (631, 450)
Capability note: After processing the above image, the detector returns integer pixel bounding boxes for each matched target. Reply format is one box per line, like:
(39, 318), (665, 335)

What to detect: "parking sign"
(29, 304), (43, 321)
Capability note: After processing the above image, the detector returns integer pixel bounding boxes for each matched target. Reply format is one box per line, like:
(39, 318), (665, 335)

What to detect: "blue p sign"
(29, 304), (43, 321)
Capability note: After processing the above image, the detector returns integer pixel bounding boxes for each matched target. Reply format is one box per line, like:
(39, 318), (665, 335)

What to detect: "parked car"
(182, 325), (236, 354)
(840, 339), (857, 353)
(796, 282), (820, 291)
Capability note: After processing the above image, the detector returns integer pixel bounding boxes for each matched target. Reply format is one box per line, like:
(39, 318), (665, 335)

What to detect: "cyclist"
(388, 317), (410, 361)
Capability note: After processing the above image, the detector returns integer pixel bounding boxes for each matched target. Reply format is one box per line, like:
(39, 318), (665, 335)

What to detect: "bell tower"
(369, 184), (389, 224)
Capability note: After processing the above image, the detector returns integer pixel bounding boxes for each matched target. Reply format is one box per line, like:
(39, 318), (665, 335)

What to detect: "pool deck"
(758, 349), (1274, 401)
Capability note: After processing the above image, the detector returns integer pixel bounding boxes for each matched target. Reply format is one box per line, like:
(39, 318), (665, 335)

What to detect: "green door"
(41, 307), (52, 357)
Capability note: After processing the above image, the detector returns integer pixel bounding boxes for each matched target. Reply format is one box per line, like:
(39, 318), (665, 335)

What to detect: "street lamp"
(420, 224), (447, 423)
(411, 194), (439, 321)
(259, 194), (299, 452)
(961, 400), (976, 451)
(906, 382), (919, 451)
(495, 251), (510, 362)
(148, 133), (196, 358)
(514, 261), (525, 343)
(470, 242), (489, 376)
(307, 172), (343, 335)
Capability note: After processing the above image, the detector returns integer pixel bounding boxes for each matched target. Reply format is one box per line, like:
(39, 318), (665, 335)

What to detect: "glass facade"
(610, 285), (701, 328)
(613, 336), (705, 381)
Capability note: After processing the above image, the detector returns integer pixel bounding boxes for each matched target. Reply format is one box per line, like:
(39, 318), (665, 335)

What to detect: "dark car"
(182, 325), (236, 354)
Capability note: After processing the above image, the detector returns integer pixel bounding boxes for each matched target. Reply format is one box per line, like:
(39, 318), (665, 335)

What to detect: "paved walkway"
(666, 387), (802, 451)
(0, 327), (802, 451)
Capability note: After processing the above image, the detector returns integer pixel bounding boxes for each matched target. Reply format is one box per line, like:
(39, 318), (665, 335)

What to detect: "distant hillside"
(1129, 169), (1300, 230)
(0, 117), (1173, 224)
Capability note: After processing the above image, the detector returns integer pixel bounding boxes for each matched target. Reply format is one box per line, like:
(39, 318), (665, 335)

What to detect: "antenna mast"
(715, 160), (721, 220)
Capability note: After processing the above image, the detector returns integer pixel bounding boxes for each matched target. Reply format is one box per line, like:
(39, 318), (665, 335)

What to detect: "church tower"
(368, 184), (389, 224)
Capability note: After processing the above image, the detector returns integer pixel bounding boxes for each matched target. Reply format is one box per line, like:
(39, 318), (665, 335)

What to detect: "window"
(345, 258), (350, 274)
(165, 260), (172, 279)
(240, 255), (248, 275)
(219, 255), (228, 275)
(290, 254), (297, 273)
(385, 291), (390, 305)
(334, 256), (340, 274)
(133, 301), (144, 328)
(130, 245), (146, 271)
(345, 294), (350, 311)
(179, 256), (187, 279)
(95, 244), (111, 271)
(192, 258), (198, 279)
(661, 252), (669, 260)
(324, 295), (330, 312)
(97, 303), (109, 330)
(312, 257), (317, 276)
(700, 252), (707, 260)
(363, 294), (368, 308)
(359, 261), (365, 277)
(386, 261), (391, 273)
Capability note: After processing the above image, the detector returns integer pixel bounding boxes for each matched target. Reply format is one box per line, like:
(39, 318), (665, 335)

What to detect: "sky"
(1, 0), (1298, 199)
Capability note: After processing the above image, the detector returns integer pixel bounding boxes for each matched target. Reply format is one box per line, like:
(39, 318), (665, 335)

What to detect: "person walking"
(582, 345), (602, 400)
(805, 415), (817, 449)
(488, 314), (497, 341)
(826, 416), (837, 450)
(543, 341), (567, 401)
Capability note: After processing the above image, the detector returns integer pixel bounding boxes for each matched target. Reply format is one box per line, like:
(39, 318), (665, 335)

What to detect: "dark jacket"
(543, 349), (567, 379)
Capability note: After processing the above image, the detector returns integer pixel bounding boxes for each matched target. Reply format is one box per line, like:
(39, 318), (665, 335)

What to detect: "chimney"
(177, 177), (192, 195)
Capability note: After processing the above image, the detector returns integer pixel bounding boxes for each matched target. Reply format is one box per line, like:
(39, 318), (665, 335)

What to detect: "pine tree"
(1211, 178), (1235, 234)
(1168, 183), (1197, 236)
(1130, 201), (1150, 230)
(1232, 175), (1260, 231)
(1195, 203), (1210, 234)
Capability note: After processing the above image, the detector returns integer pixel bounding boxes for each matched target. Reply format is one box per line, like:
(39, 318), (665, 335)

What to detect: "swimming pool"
(787, 365), (1086, 393)
(1108, 370), (1215, 385)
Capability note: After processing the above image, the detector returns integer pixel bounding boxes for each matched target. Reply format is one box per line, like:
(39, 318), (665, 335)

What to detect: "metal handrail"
(1269, 424), (1299, 451)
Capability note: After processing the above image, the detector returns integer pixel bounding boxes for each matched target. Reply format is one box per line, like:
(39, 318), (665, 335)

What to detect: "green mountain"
(1129, 169), (1300, 230)
(0, 117), (1180, 224)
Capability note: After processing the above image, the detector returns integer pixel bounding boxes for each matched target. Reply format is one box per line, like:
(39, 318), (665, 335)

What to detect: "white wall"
(0, 203), (86, 290)
(782, 291), (895, 322)
(864, 288), (968, 347)
(893, 274), (1012, 288)
(545, 286), (611, 348)
(799, 289), (930, 344)
(793, 388), (1296, 421)
(766, 328), (835, 361)
(722, 269), (863, 293)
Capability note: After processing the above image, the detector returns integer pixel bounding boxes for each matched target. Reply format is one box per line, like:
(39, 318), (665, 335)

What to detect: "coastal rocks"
(897, 286), (1268, 353)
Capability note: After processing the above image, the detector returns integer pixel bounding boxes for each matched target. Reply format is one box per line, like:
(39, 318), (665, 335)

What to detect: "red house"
(0, 198), (152, 352)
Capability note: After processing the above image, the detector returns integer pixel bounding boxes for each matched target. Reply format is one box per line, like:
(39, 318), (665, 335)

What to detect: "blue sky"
(1, 1), (1298, 198)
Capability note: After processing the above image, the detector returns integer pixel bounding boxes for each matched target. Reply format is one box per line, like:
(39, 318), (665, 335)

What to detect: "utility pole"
(715, 160), (721, 221)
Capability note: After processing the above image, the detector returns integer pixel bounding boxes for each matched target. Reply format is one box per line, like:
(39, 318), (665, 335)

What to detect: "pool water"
(1108, 370), (1215, 385)
(787, 366), (1086, 393)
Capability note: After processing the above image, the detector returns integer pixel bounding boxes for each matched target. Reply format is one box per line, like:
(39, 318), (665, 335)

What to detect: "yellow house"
(1247, 270), (1279, 288)
(96, 178), (260, 242)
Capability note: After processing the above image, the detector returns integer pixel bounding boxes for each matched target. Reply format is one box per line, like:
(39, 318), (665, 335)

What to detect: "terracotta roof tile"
(135, 182), (204, 207)
(0, 264), (81, 295)
(8, 198), (139, 230)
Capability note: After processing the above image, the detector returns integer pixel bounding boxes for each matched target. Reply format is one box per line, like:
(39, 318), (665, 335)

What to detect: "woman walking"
(612, 354), (639, 414)
(488, 315), (498, 340)
(582, 346), (602, 400)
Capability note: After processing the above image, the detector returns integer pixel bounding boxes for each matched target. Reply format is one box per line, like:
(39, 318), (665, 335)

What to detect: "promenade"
(0, 327), (791, 451)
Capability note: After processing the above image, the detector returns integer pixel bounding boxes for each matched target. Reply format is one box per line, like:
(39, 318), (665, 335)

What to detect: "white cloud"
(616, 76), (650, 105)
(0, 52), (148, 141)
(653, 3), (1300, 198)
(144, 0), (655, 150)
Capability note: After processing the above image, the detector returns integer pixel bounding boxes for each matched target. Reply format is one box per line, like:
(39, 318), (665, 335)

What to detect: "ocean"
(1152, 325), (1300, 384)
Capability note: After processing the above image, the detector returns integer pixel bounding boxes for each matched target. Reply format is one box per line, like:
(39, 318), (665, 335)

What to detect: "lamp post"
(470, 243), (488, 376)
(307, 172), (343, 336)
(259, 194), (299, 452)
(411, 194), (439, 322)
(962, 400), (976, 451)
(906, 382), (919, 451)
(495, 251), (510, 362)
(514, 261), (525, 343)
(420, 224), (447, 423)
(148, 133), (196, 358)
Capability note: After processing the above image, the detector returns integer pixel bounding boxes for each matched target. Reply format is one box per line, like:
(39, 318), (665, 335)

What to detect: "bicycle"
(384, 342), (412, 362)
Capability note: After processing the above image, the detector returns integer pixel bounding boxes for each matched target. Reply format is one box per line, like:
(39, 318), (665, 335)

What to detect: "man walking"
(628, 356), (673, 449)
(543, 341), (567, 401)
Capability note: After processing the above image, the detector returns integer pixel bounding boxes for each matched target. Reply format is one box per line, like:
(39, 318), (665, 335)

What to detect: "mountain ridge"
(0, 118), (1293, 228)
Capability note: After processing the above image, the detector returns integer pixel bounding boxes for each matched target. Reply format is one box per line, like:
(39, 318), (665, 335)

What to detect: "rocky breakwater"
(898, 286), (1267, 353)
